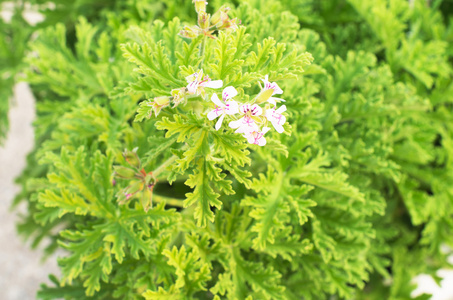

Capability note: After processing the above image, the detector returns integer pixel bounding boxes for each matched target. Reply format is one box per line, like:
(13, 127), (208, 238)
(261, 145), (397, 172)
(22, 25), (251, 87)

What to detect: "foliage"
(7, 0), (453, 299)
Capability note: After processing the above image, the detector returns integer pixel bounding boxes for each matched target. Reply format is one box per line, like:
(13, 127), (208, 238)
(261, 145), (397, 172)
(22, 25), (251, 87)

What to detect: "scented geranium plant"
(12, 0), (453, 299)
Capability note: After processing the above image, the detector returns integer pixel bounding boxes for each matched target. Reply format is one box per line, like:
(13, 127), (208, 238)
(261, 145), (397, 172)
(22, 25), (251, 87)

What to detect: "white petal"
(246, 133), (256, 144)
(229, 119), (242, 129)
(236, 121), (258, 134)
(187, 81), (199, 94)
(267, 98), (277, 106)
(276, 105), (287, 114)
(265, 109), (274, 120)
(262, 75), (269, 84)
(215, 114), (225, 130)
(225, 101), (239, 115)
(270, 82), (283, 95)
(272, 121), (285, 133)
(250, 104), (263, 116)
(262, 126), (271, 134)
(269, 97), (286, 105)
(207, 108), (223, 120)
(257, 136), (267, 146)
(202, 80), (223, 89)
(211, 93), (224, 107)
(239, 104), (250, 114)
(222, 86), (238, 100)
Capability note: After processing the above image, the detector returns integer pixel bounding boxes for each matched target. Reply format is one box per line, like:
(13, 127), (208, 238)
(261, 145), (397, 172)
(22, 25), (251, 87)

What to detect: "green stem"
(154, 194), (185, 207)
(199, 35), (207, 64)
(153, 155), (178, 177)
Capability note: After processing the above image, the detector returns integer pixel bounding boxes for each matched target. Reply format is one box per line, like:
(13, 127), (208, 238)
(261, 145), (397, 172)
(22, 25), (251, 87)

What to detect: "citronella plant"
(11, 0), (453, 299)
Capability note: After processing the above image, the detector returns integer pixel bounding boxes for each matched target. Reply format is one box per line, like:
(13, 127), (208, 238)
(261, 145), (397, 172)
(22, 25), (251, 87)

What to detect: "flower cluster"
(114, 148), (156, 212)
(205, 73), (287, 147)
(180, 2), (239, 39)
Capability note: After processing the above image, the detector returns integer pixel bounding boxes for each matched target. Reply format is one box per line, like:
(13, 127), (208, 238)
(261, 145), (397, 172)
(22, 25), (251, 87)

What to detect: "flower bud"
(144, 173), (156, 185)
(193, 0), (207, 13)
(151, 96), (171, 116)
(198, 11), (210, 30)
(141, 187), (153, 212)
(179, 25), (200, 39)
(113, 166), (136, 179)
(123, 148), (141, 169)
(255, 88), (274, 104)
(125, 180), (144, 196)
(211, 6), (230, 26)
(217, 17), (239, 31)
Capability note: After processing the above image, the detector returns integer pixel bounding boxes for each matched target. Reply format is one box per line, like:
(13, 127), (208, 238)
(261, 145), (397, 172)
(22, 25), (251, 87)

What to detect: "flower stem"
(153, 155), (178, 177)
(199, 35), (207, 64)
(154, 194), (185, 207)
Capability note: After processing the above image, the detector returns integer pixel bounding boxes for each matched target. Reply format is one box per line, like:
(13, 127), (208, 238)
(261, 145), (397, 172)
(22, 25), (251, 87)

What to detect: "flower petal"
(250, 104), (263, 116)
(222, 86), (238, 100)
(187, 81), (199, 94)
(271, 121), (285, 133)
(276, 104), (287, 114)
(225, 100), (239, 115)
(215, 114), (225, 130)
(229, 119), (242, 129)
(257, 135), (267, 146)
(211, 93), (224, 107)
(202, 80), (223, 89)
(207, 108), (223, 120)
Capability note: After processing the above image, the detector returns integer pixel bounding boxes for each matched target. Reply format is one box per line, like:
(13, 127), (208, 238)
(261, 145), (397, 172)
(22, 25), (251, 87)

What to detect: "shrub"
(8, 0), (453, 299)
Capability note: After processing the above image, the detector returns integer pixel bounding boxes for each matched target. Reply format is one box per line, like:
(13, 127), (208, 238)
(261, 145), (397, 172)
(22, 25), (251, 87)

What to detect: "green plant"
(11, 0), (453, 299)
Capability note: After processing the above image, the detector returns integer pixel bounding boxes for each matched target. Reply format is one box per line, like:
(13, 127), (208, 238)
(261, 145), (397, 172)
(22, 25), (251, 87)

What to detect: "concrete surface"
(0, 82), (60, 300)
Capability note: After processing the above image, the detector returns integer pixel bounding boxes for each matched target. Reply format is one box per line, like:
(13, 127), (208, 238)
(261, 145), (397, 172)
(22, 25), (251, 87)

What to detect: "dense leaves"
(5, 0), (453, 299)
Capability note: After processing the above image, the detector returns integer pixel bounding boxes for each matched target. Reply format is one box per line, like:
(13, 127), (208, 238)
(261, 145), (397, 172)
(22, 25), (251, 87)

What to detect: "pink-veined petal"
(215, 114), (225, 130)
(250, 104), (263, 116)
(187, 81), (199, 94)
(211, 93), (224, 107)
(207, 108), (224, 120)
(222, 86), (238, 101)
(239, 104), (250, 114)
(270, 82), (283, 95)
(235, 120), (258, 134)
(224, 100), (239, 115)
(202, 80), (223, 89)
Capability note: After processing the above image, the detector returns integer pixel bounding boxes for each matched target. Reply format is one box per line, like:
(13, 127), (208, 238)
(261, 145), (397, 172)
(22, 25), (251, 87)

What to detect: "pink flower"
(245, 127), (271, 146)
(229, 104), (262, 134)
(207, 86), (239, 130)
(186, 69), (223, 95)
(265, 105), (287, 133)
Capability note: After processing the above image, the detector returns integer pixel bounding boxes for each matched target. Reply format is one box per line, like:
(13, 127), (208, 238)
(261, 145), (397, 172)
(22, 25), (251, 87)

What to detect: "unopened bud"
(144, 173), (156, 185)
(141, 187), (153, 212)
(180, 25), (200, 39)
(198, 11), (210, 30)
(193, 0), (207, 13)
(125, 180), (144, 196)
(255, 89), (274, 104)
(123, 148), (141, 169)
(211, 6), (230, 26)
(113, 166), (136, 179)
(217, 17), (239, 31)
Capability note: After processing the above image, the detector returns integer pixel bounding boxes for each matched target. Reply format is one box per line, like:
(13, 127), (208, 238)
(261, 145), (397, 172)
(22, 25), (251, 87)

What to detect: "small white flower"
(186, 69), (223, 95)
(207, 86), (239, 130)
(229, 103), (262, 134)
(265, 105), (287, 133)
(258, 75), (285, 106)
(245, 127), (271, 146)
